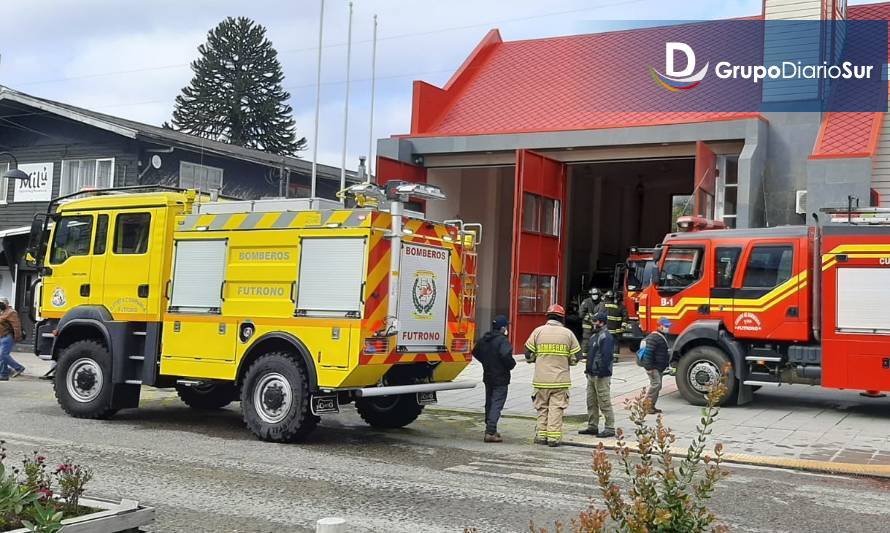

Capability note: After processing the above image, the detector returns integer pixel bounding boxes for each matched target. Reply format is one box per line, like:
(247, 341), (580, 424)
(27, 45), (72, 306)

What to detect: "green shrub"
(532, 373), (730, 533)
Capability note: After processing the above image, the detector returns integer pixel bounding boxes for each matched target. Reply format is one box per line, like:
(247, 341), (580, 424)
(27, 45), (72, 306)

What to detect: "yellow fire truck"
(28, 183), (480, 442)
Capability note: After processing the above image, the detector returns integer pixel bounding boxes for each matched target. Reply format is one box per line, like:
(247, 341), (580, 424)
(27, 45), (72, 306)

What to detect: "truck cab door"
(102, 209), (165, 321)
(43, 213), (96, 314)
(709, 246), (742, 329)
(88, 214), (110, 305)
(732, 240), (804, 340)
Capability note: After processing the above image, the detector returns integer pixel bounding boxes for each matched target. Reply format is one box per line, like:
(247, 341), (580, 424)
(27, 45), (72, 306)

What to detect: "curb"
(561, 438), (890, 479)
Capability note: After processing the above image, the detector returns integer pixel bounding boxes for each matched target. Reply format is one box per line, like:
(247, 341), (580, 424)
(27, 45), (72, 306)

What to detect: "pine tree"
(171, 17), (306, 155)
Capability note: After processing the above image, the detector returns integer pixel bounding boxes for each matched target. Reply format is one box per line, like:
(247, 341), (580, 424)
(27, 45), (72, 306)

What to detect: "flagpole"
(311, 0), (326, 198)
(339, 1), (353, 205)
(367, 14), (378, 182)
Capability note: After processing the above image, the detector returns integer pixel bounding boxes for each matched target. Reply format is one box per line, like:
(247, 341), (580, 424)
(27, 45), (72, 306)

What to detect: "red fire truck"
(613, 247), (656, 350)
(639, 213), (890, 406)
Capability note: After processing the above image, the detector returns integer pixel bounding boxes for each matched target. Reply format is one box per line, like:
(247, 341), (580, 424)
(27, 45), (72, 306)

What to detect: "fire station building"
(376, 0), (890, 344)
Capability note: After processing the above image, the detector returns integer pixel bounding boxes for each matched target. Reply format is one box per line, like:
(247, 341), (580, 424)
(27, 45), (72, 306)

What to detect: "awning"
(0, 226), (32, 276)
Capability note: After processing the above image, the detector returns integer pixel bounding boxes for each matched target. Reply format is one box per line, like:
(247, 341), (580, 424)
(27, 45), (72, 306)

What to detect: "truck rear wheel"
(176, 383), (236, 410)
(241, 352), (317, 442)
(676, 345), (738, 406)
(356, 394), (424, 429)
(54, 340), (118, 420)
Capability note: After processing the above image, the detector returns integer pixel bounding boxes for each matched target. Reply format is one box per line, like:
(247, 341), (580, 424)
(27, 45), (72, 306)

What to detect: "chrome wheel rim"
(254, 373), (292, 424)
(688, 360), (721, 394)
(66, 358), (103, 403)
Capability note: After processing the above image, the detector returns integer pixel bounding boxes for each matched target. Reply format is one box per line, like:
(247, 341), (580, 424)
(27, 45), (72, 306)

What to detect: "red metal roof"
(407, 2), (890, 160)
(811, 3), (890, 158)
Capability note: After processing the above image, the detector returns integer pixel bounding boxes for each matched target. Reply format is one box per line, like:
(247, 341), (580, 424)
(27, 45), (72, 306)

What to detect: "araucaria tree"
(172, 16), (306, 155)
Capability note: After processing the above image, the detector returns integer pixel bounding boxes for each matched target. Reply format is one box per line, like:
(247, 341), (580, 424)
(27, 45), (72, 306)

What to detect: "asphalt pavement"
(3, 356), (890, 532)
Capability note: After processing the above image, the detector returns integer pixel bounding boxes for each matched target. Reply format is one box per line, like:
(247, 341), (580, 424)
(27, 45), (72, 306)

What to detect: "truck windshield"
(49, 215), (93, 265)
(658, 247), (703, 289)
(626, 260), (650, 290)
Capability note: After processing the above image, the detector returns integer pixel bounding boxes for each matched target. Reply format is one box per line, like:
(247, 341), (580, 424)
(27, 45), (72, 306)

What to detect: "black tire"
(628, 339), (642, 352)
(355, 394), (424, 429)
(54, 340), (118, 419)
(675, 345), (738, 407)
(241, 352), (317, 442)
(175, 383), (236, 410)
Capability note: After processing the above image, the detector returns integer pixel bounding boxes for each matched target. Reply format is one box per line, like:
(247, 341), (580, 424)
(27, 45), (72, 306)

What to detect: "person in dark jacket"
(472, 315), (516, 443)
(638, 317), (671, 414)
(578, 312), (615, 437)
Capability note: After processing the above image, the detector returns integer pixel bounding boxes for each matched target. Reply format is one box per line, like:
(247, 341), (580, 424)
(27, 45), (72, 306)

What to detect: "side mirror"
(25, 214), (48, 267)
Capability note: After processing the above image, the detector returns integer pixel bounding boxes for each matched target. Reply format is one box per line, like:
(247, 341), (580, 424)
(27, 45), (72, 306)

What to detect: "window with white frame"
(179, 161), (224, 192)
(716, 157), (739, 229)
(60, 159), (114, 196)
(0, 163), (7, 204)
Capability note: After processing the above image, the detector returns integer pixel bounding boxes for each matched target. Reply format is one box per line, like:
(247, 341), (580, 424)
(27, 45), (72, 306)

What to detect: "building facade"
(375, 0), (888, 347)
(0, 87), (351, 339)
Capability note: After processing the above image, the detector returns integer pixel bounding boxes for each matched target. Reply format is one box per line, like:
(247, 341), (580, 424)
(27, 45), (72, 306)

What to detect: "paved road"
(2, 374), (890, 532)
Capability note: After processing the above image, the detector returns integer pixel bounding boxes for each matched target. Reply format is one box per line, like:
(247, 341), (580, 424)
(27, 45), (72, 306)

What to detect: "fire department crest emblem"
(412, 270), (437, 318)
(51, 287), (66, 308)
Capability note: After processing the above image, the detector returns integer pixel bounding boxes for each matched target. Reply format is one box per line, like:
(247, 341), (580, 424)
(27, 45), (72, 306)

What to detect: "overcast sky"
(0, 0), (877, 171)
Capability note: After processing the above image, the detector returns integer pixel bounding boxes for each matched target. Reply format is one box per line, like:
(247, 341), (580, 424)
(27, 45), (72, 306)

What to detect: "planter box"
(6, 496), (155, 533)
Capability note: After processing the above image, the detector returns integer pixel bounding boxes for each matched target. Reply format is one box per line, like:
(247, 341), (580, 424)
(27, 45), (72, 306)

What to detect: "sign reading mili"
(13, 162), (54, 202)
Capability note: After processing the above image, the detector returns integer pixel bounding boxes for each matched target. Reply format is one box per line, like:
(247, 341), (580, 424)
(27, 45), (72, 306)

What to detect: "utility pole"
(367, 14), (378, 182)
(339, 1), (354, 205)
(311, 0), (326, 198)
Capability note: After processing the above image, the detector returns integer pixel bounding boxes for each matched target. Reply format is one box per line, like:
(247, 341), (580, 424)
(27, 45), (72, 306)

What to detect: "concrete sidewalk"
(438, 351), (890, 476)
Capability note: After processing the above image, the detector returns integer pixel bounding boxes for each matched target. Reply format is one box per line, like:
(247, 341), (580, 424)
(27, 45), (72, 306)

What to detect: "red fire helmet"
(546, 304), (566, 318)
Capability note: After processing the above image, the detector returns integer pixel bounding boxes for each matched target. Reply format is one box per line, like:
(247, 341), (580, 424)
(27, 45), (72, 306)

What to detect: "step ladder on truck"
(27, 182), (481, 442)
(637, 204), (890, 406)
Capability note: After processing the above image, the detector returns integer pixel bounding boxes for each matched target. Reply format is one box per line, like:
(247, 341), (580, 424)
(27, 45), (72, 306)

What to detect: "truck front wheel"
(176, 383), (237, 410)
(676, 345), (738, 406)
(356, 394), (424, 429)
(54, 340), (118, 419)
(241, 352), (318, 442)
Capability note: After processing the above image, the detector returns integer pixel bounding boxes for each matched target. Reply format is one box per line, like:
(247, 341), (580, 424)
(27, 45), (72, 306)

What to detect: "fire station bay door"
(510, 150), (568, 352)
(694, 141), (717, 219)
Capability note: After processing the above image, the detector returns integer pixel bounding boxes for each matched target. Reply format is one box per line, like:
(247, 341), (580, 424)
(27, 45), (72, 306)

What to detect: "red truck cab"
(638, 223), (890, 407)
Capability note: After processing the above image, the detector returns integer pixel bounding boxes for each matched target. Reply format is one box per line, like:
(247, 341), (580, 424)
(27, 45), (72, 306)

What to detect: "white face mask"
(504, 328), (509, 337)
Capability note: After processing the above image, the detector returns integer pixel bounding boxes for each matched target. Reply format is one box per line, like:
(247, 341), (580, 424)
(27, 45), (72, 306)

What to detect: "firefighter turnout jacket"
(524, 319), (581, 389)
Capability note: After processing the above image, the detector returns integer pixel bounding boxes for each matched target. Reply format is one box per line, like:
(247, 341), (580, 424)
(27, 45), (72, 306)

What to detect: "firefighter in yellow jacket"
(524, 304), (581, 447)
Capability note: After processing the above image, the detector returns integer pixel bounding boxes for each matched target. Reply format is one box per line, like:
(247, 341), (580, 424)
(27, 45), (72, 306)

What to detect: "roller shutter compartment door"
(297, 237), (367, 317)
(170, 239), (228, 313)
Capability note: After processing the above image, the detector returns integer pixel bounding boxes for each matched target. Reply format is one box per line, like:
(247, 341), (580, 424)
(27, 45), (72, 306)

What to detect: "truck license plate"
(417, 391), (438, 405)
(311, 395), (340, 415)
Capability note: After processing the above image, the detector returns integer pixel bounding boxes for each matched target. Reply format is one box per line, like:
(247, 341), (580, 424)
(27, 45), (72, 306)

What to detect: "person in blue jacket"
(637, 317), (671, 414)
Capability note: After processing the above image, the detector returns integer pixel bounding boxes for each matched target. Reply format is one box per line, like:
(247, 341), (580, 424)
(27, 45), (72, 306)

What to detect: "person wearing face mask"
(637, 317), (672, 415)
(472, 315), (516, 443)
(578, 288), (604, 352)
(0, 297), (25, 381)
(578, 312), (615, 438)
